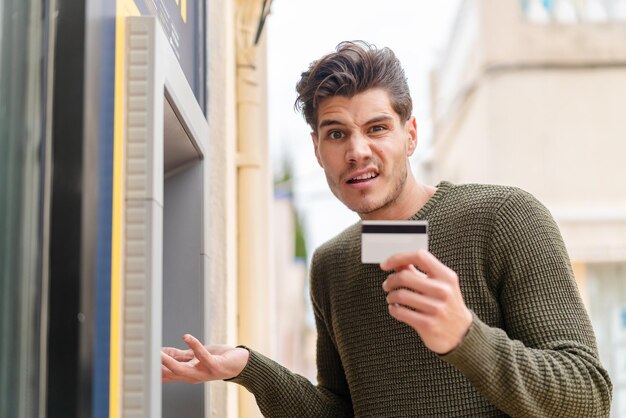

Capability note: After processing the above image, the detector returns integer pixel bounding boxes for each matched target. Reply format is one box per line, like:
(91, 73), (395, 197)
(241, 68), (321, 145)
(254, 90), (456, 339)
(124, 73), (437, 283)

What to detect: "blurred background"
(1, 0), (625, 417)
(269, 1), (626, 417)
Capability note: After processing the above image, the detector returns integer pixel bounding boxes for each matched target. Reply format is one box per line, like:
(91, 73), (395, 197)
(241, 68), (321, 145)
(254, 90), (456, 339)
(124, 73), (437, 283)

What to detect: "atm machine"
(119, 16), (209, 417)
(9, 1), (214, 416)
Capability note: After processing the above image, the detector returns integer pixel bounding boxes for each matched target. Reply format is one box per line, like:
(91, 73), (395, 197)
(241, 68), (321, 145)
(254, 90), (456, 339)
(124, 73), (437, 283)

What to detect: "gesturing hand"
(380, 250), (473, 355)
(161, 334), (250, 383)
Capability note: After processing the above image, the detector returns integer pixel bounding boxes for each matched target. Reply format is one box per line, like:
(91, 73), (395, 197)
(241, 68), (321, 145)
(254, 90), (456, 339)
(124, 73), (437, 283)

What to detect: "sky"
(266, 0), (463, 258)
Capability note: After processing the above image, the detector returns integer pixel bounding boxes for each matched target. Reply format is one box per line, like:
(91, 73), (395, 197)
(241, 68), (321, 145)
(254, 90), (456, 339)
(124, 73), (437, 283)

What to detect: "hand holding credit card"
(361, 220), (428, 264)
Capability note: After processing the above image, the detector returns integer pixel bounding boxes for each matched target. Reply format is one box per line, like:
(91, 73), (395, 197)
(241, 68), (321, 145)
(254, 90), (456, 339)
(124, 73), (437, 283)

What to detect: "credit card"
(361, 220), (428, 264)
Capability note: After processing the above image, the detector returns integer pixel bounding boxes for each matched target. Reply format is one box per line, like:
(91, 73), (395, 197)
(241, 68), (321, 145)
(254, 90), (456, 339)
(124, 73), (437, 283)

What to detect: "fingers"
(386, 288), (443, 315)
(382, 267), (451, 300)
(162, 347), (194, 362)
(161, 343), (197, 382)
(160, 334), (218, 383)
(183, 334), (218, 370)
(388, 303), (432, 329)
(161, 352), (203, 383)
(161, 335), (247, 383)
(381, 250), (457, 284)
(162, 364), (179, 383)
(381, 251), (473, 354)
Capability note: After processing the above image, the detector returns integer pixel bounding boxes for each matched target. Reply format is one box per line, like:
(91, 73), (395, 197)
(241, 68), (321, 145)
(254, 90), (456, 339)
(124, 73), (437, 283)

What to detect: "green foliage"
(294, 212), (307, 260)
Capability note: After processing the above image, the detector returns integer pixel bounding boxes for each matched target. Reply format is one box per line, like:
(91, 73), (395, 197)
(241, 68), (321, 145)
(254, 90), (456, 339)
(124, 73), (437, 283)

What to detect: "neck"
(359, 173), (436, 221)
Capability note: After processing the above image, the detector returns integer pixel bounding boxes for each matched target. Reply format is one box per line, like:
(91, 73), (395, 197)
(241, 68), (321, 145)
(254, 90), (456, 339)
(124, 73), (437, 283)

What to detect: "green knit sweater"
(231, 182), (612, 417)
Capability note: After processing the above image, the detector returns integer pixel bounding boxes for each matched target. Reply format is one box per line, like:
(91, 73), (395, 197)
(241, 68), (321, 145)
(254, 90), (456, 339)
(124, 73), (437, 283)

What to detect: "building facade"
(428, 0), (626, 415)
(0, 0), (274, 417)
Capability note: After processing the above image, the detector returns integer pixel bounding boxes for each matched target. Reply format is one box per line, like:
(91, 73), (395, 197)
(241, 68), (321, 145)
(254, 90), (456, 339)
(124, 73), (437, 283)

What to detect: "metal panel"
(122, 16), (209, 418)
(123, 17), (162, 418)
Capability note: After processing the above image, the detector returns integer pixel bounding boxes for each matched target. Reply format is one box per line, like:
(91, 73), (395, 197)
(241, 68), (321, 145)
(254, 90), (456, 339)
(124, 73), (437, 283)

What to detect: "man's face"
(312, 88), (417, 219)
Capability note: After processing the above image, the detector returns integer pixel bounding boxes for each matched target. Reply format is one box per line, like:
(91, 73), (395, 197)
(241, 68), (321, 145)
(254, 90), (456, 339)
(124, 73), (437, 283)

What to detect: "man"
(162, 41), (612, 417)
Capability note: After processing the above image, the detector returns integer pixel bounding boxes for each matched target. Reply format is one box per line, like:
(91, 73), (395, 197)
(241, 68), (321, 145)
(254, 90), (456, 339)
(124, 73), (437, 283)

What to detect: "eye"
(369, 125), (387, 134)
(328, 130), (345, 140)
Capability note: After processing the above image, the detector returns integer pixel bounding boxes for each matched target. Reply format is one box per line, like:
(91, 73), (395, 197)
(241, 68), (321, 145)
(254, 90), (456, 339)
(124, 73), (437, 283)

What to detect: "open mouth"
(347, 172), (379, 184)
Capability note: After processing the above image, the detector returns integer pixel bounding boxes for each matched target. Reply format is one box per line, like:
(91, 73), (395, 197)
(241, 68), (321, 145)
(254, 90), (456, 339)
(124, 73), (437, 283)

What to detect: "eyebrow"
(318, 119), (344, 129)
(366, 115), (394, 125)
(318, 115), (395, 130)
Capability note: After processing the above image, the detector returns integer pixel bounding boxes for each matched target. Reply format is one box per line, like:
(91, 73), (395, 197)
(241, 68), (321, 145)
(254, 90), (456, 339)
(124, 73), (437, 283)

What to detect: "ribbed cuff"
(440, 313), (499, 380)
(224, 346), (283, 395)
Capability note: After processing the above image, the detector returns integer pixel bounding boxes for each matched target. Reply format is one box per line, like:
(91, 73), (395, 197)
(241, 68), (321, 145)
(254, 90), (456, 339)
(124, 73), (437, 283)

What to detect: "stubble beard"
(328, 164), (408, 217)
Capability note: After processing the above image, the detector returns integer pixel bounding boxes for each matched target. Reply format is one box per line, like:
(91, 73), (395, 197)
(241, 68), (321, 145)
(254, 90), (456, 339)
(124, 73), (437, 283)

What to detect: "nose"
(345, 133), (372, 164)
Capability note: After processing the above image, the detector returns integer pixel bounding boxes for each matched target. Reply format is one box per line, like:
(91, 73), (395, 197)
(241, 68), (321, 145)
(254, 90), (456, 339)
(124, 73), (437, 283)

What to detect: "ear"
(405, 116), (418, 156)
(311, 132), (323, 167)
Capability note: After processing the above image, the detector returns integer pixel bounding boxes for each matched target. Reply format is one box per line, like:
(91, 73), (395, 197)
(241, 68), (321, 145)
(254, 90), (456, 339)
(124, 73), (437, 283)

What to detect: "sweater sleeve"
(442, 189), (612, 418)
(228, 346), (352, 417)
(228, 251), (353, 417)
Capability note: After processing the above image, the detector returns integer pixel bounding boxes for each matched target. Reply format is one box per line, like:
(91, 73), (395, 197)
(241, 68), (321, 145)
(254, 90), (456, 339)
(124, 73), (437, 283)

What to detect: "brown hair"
(295, 40), (413, 131)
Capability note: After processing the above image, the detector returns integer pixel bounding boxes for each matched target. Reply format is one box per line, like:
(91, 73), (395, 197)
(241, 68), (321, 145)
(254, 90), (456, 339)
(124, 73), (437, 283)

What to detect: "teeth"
(352, 172), (377, 181)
